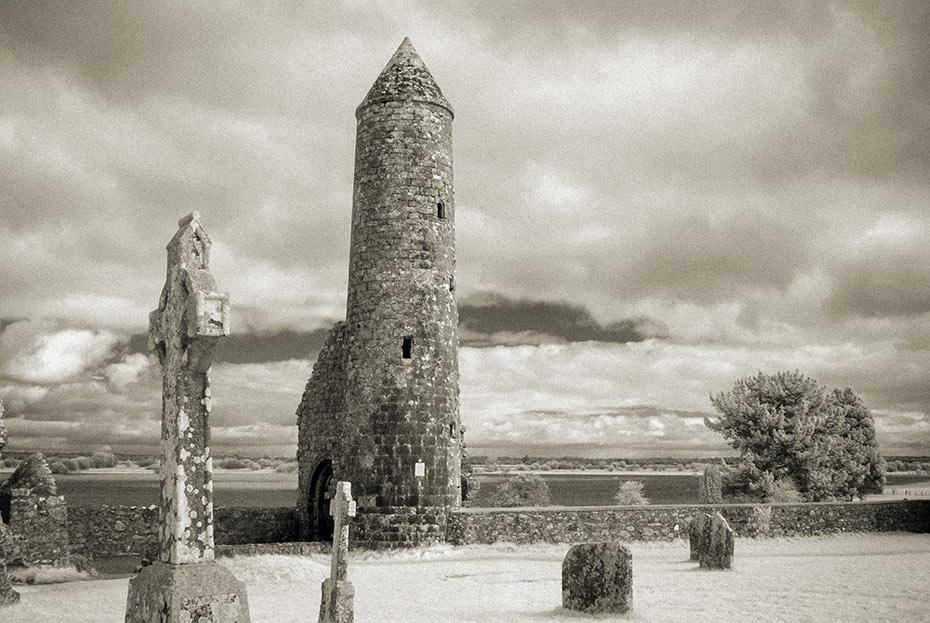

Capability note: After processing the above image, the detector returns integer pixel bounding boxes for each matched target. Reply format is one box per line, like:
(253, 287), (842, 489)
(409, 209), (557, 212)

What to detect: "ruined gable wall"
(296, 322), (349, 538)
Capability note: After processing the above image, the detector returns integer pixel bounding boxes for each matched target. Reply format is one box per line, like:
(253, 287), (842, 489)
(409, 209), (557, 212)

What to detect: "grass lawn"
(5, 532), (930, 622)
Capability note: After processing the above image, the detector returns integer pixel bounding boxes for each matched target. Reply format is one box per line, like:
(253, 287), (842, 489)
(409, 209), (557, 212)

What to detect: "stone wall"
(67, 506), (299, 561)
(6, 490), (70, 566)
(447, 500), (930, 545)
(63, 499), (930, 560)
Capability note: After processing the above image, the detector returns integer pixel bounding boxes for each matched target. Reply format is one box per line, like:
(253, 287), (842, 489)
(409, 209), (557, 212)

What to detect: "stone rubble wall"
(67, 506), (299, 561)
(6, 490), (70, 566)
(447, 499), (930, 545)
(62, 499), (929, 560)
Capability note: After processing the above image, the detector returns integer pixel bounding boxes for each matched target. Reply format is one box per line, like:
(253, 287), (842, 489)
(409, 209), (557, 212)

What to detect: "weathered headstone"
(125, 212), (249, 623)
(319, 481), (356, 623)
(689, 512), (711, 561)
(699, 512), (735, 569)
(562, 542), (632, 614)
(0, 399), (19, 607)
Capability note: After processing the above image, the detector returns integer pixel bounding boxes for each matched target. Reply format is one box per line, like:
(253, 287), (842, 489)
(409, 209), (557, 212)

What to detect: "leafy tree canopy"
(706, 371), (885, 502)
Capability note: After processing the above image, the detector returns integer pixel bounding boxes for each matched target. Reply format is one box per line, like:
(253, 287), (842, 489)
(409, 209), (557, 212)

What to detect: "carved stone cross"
(148, 211), (229, 565)
(319, 481), (356, 623)
(126, 212), (249, 623)
(329, 481), (356, 581)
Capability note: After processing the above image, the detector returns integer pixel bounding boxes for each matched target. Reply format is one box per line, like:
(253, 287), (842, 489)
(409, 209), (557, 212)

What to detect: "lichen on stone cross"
(0, 399), (6, 457)
(329, 482), (356, 582)
(148, 211), (229, 565)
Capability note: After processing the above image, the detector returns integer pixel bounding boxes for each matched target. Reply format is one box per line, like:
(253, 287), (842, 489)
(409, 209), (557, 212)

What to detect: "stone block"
(689, 512), (712, 561)
(0, 523), (19, 607)
(318, 578), (354, 623)
(699, 512), (734, 570)
(562, 542), (632, 614)
(125, 560), (250, 623)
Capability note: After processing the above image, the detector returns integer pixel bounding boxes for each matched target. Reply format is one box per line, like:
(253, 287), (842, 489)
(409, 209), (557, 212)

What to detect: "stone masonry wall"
(7, 490), (70, 566)
(63, 499), (928, 560)
(295, 322), (348, 540)
(67, 506), (299, 561)
(447, 500), (930, 545)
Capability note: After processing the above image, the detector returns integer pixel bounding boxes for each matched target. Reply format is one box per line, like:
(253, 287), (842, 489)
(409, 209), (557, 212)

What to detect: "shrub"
(75, 456), (92, 470)
(613, 480), (649, 505)
(91, 452), (117, 468)
(216, 458), (249, 469)
(65, 459), (81, 472)
(488, 473), (550, 507)
(461, 473), (481, 506)
(698, 465), (723, 504)
(48, 461), (70, 474)
(768, 478), (804, 503)
(274, 461), (299, 473)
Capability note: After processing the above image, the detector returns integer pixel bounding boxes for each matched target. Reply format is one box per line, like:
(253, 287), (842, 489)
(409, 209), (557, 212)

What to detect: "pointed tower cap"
(357, 37), (453, 117)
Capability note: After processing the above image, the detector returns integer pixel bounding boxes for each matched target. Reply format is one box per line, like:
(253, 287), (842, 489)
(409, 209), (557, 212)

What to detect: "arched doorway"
(308, 459), (334, 541)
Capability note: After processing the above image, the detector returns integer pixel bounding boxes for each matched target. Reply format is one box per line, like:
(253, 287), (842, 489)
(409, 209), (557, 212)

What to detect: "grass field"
(6, 533), (930, 622)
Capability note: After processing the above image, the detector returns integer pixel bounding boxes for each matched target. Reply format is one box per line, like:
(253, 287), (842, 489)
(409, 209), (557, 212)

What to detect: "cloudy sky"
(1, 2), (928, 459)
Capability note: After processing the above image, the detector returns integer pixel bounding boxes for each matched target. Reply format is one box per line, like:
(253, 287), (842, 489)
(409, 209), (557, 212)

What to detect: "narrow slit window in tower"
(437, 201), (445, 219)
(402, 336), (413, 359)
(448, 275), (455, 292)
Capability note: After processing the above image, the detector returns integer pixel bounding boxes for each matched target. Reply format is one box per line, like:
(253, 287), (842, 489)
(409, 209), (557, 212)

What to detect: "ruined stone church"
(296, 38), (462, 547)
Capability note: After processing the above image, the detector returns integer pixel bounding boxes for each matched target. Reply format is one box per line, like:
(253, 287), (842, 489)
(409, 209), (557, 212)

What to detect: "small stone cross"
(319, 481), (356, 623)
(329, 481), (356, 582)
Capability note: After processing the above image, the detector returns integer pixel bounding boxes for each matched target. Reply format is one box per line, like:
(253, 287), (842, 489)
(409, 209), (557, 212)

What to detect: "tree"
(614, 480), (649, 505)
(706, 371), (885, 502)
(698, 464), (723, 504)
(487, 473), (551, 507)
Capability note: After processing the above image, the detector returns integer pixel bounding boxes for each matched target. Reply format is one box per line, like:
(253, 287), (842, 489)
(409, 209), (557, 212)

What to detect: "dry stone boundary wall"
(63, 499), (928, 561)
(447, 500), (930, 545)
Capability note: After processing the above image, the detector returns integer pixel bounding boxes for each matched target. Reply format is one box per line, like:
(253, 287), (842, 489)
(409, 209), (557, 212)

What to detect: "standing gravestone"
(689, 513), (712, 561)
(125, 212), (250, 623)
(699, 512), (735, 569)
(562, 542), (632, 614)
(319, 481), (356, 623)
(0, 399), (20, 607)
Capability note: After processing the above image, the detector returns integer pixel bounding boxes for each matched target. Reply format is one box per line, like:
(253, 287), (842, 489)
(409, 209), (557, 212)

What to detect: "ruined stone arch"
(308, 459), (335, 542)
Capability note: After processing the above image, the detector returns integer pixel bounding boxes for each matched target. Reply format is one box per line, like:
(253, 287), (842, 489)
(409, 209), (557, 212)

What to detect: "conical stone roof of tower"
(357, 37), (453, 117)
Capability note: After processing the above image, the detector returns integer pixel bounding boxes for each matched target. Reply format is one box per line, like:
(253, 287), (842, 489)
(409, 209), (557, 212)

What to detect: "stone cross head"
(330, 482), (357, 520)
(148, 212), (229, 373)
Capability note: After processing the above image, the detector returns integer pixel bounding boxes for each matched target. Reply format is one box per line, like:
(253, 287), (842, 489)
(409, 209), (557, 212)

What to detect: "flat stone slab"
(125, 560), (250, 623)
(562, 542), (632, 614)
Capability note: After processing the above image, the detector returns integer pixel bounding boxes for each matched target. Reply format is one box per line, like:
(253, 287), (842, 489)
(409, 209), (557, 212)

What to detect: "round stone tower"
(296, 38), (461, 547)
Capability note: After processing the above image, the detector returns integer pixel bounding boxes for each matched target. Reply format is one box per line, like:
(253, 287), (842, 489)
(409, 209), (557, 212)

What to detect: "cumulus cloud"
(458, 339), (930, 457)
(1, 3), (929, 457)
(0, 320), (118, 384)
